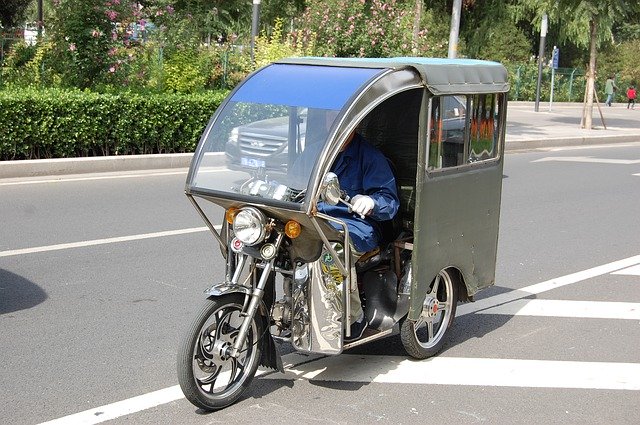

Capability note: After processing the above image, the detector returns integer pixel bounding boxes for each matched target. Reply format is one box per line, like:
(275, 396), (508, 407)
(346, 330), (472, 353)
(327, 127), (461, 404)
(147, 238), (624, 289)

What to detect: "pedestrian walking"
(626, 85), (636, 109)
(604, 75), (618, 106)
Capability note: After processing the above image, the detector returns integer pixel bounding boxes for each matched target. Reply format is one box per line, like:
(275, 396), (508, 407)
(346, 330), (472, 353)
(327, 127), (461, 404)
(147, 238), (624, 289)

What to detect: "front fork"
(228, 233), (284, 358)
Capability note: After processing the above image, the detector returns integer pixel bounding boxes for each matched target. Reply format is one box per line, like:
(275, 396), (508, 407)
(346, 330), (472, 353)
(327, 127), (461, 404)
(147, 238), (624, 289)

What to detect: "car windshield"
(190, 63), (384, 205)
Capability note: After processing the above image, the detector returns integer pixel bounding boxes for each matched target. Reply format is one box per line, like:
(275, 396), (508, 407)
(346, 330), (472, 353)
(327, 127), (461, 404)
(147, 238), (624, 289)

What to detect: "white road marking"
(36, 353), (320, 425)
(0, 170), (188, 186)
(37, 386), (185, 425)
(457, 254), (640, 316)
(612, 264), (640, 275)
(34, 255), (640, 423)
(479, 299), (640, 320)
(546, 142), (640, 152)
(0, 227), (216, 258)
(533, 156), (640, 164)
(269, 354), (640, 391)
(37, 349), (640, 425)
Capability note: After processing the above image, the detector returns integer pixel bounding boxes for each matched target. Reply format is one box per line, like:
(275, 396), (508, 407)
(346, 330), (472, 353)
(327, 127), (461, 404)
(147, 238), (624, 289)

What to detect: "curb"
(0, 153), (195, 179)
(0, 135), (637, 179)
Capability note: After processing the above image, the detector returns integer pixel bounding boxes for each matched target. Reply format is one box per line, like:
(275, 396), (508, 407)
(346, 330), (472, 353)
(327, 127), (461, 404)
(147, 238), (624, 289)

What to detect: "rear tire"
(177, 294), (263, 410)
(401, 268), (458, 359)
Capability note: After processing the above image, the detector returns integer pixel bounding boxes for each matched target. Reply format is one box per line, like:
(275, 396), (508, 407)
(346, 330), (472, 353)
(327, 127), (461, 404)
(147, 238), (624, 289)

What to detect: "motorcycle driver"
(290, 110), (400, 341)
(321, 131), (399, 342)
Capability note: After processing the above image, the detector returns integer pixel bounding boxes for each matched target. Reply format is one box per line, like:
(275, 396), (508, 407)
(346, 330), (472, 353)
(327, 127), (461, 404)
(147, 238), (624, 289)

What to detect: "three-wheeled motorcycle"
(177, 57), (509, 410)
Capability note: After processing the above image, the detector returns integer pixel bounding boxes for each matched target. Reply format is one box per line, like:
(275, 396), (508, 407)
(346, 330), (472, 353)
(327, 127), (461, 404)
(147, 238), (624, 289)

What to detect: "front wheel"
(177, 294), (263, 410)
(400, 268), (458, 359)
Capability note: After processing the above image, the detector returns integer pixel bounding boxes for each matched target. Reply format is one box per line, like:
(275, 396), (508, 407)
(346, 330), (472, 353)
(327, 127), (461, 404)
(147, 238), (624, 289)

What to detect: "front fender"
(204, 283), (252, 297)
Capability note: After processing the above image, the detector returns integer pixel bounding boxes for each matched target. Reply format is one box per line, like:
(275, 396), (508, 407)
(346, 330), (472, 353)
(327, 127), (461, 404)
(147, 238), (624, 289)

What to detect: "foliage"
(512, 0), (638, 49)
(45, 0), (144, 89)
(460, 0), (531, 63)
(0, 88), (227, 160)
(1, 40), (58, 87)
(297, 0), (449, 58)
(597, 40), (640, 98)
(0, 0), (30, 28)
(254, 18), (314, 69)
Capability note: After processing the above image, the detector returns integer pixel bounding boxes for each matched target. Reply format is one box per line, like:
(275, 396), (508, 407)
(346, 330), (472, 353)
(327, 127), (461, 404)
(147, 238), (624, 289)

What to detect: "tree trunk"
(411, 0), (423, 55)
(583, 19), (597, 130)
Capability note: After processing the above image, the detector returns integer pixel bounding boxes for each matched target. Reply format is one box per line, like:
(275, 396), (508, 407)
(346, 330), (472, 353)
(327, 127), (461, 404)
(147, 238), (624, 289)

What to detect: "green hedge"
(0, 89), (228, 160)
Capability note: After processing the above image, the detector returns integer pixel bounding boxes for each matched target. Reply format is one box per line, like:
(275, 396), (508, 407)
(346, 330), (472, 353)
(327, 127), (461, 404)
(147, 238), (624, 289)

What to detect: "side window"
(469, 94), (499, 162)
(428, 95), (467, 169)
(428, 93), (502, 171)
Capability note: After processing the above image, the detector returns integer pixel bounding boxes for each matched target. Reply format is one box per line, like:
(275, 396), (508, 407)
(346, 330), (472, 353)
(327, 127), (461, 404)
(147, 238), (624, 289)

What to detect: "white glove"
(350, 195), (375, 218)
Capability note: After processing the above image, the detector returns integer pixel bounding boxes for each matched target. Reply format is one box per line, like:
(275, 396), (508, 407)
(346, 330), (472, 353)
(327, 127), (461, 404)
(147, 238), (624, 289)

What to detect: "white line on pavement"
(0, 227), (215, 258)
(38, 351), (640, 425)
(36, 353), (320, 425)
(271, 354), (640, 391)
(0, 170), (188, 186)
(34, 255), (640, 424)
(612, 264), (640, 275)
(479, 299), (640, 320)
(37, 386), (185, 425)
(457, 254), (640, 316)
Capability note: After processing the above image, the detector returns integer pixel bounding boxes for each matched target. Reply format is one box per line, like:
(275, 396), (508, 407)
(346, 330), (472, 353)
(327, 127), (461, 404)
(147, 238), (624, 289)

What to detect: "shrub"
(0, 88), (228, 160)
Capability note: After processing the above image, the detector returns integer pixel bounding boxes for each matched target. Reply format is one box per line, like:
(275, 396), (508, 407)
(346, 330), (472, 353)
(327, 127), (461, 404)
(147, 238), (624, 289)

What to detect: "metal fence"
(510, 65), (587, 103)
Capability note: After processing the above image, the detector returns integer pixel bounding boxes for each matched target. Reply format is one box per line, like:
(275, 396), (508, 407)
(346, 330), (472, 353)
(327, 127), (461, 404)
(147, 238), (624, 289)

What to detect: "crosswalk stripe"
(478, 299), (640, 320)
(264, 354), (640, 391)
(457, 254), (640, 316)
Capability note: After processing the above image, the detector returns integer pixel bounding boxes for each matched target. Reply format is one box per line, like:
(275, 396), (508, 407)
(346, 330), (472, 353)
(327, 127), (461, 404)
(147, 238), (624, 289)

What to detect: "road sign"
(552, 47), (560, 69)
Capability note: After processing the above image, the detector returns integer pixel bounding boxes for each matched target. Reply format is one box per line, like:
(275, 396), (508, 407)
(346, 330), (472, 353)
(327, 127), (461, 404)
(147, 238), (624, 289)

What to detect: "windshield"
(190, 64), (384, 205)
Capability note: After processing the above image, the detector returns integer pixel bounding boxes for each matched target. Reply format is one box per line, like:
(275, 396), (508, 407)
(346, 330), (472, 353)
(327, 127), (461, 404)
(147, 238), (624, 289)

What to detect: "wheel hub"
(423, 297), (440, 318)
(212, 339), (233, 363)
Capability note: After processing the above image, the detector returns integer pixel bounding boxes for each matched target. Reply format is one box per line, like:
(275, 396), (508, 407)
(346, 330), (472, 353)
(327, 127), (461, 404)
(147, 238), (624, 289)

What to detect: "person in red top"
(627, 86), (636, 109)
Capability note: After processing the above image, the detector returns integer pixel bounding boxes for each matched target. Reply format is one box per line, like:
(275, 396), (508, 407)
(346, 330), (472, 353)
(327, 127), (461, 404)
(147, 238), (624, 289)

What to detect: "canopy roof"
(276, 57), (510, 95)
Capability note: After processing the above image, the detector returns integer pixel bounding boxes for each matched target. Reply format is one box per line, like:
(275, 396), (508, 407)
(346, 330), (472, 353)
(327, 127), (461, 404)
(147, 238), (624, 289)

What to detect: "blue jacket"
(319, 134), (399, 252)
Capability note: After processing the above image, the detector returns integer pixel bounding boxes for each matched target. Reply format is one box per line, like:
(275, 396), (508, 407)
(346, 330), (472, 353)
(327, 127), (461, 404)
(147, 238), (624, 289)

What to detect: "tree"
(0, 0), (30, 28)
(514, 0), (640, 129)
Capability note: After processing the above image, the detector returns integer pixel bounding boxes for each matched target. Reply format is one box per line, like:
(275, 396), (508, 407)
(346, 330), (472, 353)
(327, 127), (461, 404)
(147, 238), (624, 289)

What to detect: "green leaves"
(0, 88), (227, 160)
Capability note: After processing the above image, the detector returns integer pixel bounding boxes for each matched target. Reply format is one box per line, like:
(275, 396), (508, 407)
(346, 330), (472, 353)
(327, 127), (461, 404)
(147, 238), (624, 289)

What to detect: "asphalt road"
(1, 141), (640, 424)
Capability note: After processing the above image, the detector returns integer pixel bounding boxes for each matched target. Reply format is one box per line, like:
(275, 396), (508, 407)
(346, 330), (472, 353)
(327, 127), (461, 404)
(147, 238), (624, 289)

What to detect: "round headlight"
(233, 207), (266, 246)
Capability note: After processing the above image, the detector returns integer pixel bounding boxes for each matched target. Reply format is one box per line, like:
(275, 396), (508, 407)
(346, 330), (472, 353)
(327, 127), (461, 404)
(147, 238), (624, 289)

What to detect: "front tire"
(401, 268), (458, 359)
(177, 294), (263, 410)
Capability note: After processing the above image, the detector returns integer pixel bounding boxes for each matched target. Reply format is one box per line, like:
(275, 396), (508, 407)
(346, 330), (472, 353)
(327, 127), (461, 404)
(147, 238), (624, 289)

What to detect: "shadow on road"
(0, 269), (48, 315)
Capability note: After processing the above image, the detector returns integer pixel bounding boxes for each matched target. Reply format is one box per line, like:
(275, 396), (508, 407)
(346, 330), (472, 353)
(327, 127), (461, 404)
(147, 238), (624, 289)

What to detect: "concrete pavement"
(1, 101), (638, 179)
(505, 101), (639, 150)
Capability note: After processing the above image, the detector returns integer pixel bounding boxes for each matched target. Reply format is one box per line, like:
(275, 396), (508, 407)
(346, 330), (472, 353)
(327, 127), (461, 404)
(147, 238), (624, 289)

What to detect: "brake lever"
(338, 198), (365, 219)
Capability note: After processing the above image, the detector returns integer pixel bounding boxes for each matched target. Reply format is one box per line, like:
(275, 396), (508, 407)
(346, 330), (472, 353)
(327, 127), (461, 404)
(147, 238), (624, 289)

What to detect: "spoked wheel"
(401, 268), (458, 359)
(177, 294), (263, 410)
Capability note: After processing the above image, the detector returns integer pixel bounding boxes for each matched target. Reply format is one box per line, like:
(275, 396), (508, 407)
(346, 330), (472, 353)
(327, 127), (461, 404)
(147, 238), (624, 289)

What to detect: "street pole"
(448, 0), (462, 59)
(250, 0), (261, 65)
(534, 13), (548, 112)
(37, 0), (44, 39)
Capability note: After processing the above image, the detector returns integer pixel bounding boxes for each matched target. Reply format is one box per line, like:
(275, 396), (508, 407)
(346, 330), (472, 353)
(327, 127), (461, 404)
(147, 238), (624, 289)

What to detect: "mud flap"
(259, 332), (284, 373)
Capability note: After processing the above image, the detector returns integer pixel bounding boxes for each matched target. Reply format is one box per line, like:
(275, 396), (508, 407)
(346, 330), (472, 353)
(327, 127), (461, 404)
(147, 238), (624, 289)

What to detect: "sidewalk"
(505, 101), (639, 150)
(1, 101), (638, 179)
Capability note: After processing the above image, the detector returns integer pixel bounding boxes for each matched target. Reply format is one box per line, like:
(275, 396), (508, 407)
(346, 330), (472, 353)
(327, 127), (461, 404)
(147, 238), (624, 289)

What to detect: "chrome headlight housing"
(233, 207), (267, 246)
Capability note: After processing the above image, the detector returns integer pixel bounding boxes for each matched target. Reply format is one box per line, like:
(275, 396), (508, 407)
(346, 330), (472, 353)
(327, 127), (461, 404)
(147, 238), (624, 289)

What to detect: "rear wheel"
(401, 268), (458, 359)
(177, 294), (263, 410)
